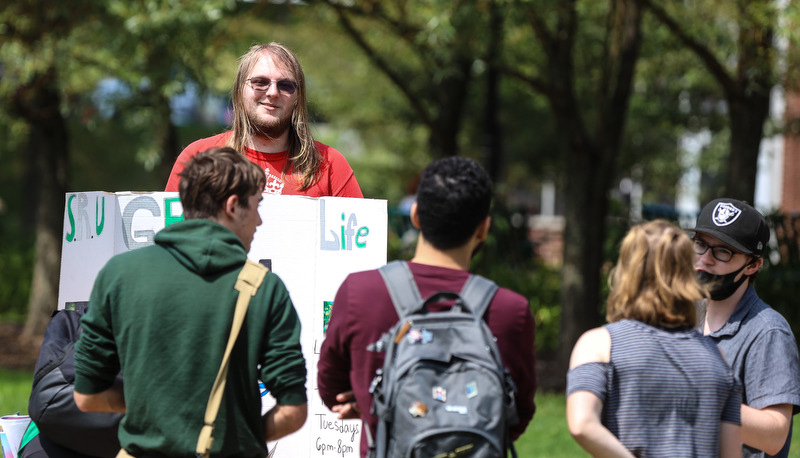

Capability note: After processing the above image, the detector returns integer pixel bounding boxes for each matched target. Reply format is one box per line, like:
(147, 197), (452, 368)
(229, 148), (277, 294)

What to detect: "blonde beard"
(248, 107), (293, 140)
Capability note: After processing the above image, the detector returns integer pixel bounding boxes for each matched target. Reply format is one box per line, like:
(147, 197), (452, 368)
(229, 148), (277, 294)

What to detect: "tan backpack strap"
(196, 260), (268, 457)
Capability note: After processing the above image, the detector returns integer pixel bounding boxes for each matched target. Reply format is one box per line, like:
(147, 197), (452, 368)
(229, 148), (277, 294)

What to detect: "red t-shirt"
(317, 262), (537, 457)
(165, 132), (363, 198)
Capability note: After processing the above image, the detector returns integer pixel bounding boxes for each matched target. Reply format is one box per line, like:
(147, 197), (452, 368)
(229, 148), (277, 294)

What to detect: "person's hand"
(331, 390), (361, 420)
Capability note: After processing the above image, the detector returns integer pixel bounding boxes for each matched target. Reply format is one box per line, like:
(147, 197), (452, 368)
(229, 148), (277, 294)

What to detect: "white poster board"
(58, 192), (387, 457)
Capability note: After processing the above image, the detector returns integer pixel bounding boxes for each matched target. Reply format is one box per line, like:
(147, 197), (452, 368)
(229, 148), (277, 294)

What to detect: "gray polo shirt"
(703, 286), (800, 458)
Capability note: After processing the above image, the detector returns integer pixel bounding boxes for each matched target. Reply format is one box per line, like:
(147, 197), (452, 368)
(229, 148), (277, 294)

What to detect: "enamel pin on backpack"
(368, 261), (518, 458)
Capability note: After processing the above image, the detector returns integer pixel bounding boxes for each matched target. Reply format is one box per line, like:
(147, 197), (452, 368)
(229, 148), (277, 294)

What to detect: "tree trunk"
(428, 60), (473, 158)
(156, 93), (181, 185)
(552, 0), (642, 382)
(16, 70), (70, 340)
(556, 142), (613, 382)
(721, 0), (775, 203)
(482, 0), (504, 182)
(725, 92), (771, 202)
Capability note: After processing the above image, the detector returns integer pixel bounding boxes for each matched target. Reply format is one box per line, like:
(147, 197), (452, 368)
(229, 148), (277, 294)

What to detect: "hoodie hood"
(155, 219), (247, 276)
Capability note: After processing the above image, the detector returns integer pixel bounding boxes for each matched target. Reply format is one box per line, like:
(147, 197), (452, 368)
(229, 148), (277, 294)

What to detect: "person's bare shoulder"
(569, 327), (611, 369)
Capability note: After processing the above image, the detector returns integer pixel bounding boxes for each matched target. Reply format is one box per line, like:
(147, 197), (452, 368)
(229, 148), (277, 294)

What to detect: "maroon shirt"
(317, 262), (537, 456)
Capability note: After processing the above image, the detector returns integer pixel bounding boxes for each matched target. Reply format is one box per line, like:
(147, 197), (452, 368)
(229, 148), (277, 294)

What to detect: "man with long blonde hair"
(166, 43), (363, 197)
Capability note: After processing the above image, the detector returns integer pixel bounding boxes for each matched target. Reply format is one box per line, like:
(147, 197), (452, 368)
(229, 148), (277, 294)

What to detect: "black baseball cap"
(691, 198), (770, 256)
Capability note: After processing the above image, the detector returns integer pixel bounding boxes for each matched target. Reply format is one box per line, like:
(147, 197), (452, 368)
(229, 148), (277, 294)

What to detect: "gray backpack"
(368, 261), (518, 458)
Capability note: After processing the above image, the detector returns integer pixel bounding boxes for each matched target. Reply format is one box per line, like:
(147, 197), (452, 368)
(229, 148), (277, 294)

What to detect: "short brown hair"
(606, 220), (705, 328)
(178, 147), (265, 219)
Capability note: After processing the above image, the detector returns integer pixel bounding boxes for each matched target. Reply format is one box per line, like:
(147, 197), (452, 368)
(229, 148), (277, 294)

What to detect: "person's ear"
(475, 216), (491, 242)
(410, 202), (421, 229)
(744, 256), (763, 275)
(223, 194), (240, 220)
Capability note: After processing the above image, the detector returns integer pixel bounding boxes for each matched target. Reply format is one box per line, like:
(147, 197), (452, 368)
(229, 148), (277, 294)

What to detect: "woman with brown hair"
(566, 219), (741, 457)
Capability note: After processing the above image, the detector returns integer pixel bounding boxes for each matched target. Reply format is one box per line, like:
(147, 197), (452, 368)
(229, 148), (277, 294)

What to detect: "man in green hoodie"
(73, 147), (308, 457)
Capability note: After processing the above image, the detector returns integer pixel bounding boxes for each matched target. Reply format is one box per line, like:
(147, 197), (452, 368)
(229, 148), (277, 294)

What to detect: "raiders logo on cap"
(692, 198), (770, 256)
(712, 202), (743, 227)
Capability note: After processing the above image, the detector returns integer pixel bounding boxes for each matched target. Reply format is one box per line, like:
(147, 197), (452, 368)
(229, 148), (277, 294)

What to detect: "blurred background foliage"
(1, 0), (800, 374)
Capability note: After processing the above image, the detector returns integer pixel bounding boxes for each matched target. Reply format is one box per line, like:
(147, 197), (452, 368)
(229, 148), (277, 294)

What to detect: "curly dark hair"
(416, 156), (493, 250)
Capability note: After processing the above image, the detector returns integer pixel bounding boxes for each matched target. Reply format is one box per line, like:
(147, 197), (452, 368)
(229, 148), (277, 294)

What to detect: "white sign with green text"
(59, 192), (387, 457)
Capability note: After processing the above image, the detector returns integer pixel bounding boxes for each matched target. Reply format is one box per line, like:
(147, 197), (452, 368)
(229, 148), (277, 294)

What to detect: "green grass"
(1, 371), (798, 457)
(0, 369), (31, 415)
(519, 391), (800, 458)
(516, 391), (584, 457)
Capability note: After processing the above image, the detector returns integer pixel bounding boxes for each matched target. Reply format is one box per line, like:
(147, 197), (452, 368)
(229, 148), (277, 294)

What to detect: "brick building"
(783, 90), (800, 215)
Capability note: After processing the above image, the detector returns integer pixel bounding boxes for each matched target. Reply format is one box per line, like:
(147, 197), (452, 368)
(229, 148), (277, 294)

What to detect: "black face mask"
(696, 262), (750, 301)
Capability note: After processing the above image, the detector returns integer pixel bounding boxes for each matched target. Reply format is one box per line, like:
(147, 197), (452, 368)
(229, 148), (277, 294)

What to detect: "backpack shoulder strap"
(459, 274), (499, 318)
(378, 260), (423, 319)
(196, 259), (268, 458)
(236, 259), (269, 293)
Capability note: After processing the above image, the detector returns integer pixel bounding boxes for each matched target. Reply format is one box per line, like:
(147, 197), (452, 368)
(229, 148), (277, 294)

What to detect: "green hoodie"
(75, 219), (307, 457)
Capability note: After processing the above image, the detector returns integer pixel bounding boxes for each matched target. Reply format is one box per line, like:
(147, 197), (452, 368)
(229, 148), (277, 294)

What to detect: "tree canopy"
(0, 0), (796, 362)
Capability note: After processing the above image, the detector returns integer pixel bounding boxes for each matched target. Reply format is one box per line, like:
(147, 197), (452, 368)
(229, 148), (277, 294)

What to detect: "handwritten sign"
(59, 192), (386, 457)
